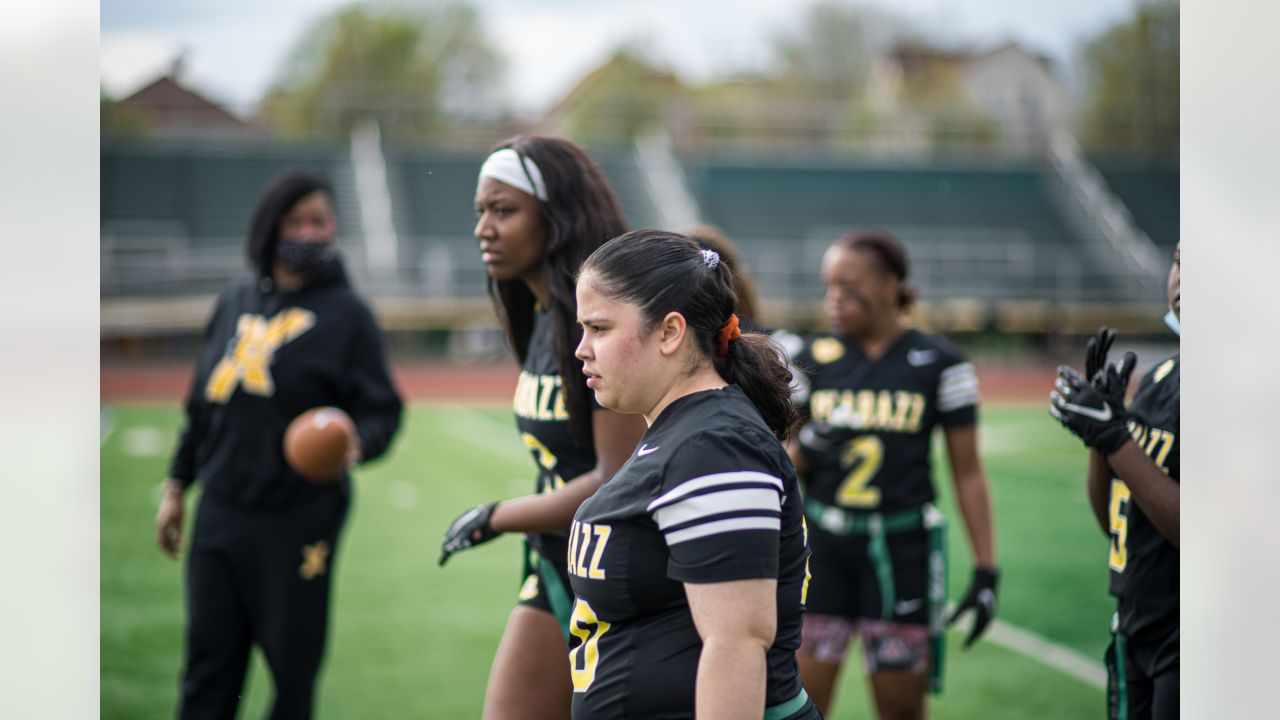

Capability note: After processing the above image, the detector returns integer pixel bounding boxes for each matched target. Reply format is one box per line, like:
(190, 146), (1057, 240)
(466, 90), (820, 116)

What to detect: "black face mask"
(276, 239), (336, 275)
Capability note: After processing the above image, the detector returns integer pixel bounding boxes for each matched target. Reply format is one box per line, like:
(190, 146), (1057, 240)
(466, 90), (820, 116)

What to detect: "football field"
(102, 402), (1110, 719)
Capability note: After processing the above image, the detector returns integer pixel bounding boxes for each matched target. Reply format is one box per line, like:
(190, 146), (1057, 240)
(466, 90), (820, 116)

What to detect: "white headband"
(478, 148), (548, 202)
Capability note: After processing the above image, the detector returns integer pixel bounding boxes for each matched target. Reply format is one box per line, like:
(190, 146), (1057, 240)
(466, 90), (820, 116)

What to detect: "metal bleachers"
(683, 155), (1099, 305)
(101, 139), (352, 297)
(1090, 157), (1180, 250)
(102, 138), (1166, 336)
(385, 144), (662, 299)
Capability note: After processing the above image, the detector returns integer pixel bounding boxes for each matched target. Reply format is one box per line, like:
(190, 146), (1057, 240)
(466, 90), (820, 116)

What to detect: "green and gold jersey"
(1109, 353), (1179, 637)
(788, 329), (978, 516)
(567, 386), (810, 719)
(514, 307), (597, 562)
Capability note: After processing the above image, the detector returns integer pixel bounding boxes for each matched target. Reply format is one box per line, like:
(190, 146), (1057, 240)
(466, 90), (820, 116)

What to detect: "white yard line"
(955, 611), (1107, 689)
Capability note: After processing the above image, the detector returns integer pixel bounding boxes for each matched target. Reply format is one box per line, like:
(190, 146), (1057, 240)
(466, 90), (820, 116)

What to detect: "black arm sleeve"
(168, 293), (226, 487)
(341, 302), (403, 463)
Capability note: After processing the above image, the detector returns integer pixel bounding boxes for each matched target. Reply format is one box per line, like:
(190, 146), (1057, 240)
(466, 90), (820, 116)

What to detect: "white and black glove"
(1049, 356), (1135, 455)
(949, 566), (1000, 648)
(438, 502), (500, 566)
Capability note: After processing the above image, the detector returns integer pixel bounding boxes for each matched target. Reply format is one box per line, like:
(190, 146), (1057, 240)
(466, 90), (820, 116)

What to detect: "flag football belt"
(763, 688), (810, 720)
(803, 497), (926, 536)
(522, 544), (574, 642)
(1105, 612), (1128, 720)
(803, 497), (950, 694)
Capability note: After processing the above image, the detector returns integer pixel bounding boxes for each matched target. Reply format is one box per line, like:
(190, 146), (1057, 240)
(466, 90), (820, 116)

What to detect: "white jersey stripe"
(652, 488), (781, 530)
(940, 361), (976, 380)
(647, 471), (783, 512)
(939, 383), (979, 400)
(938, 362), (980, 412)
(664, 516), (781, 545)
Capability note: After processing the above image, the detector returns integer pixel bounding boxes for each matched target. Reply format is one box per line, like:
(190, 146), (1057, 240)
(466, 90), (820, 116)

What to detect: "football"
(283, 406), (357, 482)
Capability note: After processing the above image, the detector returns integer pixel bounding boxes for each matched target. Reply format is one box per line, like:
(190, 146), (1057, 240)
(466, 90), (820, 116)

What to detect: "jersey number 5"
(1109, 479), (1131, 572)
(568, 599), (611, 692)
(837, 435), (884, 508)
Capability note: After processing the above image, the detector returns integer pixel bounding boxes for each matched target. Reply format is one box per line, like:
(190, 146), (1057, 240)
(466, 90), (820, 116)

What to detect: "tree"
(101, 89), (150, 139)
(258, 1), (502, 142)
(1079, 0), (1179, 153)
(554, 48), (682, 144)
(771, 1), (913, 101)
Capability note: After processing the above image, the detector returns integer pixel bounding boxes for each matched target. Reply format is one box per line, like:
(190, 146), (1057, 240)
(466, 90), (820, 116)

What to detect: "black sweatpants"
(178, 490), (349, 720)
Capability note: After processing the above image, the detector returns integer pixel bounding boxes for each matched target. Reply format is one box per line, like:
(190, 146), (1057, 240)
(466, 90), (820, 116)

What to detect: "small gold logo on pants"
(299, 541), (330, 580)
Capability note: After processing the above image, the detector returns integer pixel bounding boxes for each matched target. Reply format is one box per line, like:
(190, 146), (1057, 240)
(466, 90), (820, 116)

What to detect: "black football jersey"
(1109, 354), (1180, 636)
(788, 329), (978, 513)
(566, 386), (810, 719)
(514, 308), (597, 561)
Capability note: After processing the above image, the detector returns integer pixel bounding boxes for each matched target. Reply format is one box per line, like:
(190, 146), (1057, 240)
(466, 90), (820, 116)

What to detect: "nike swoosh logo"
(1062, 400), (1113, 422)
(637, 444), (660, 456)
(893, 598), (924, 614)
(906, 349), (936, 366)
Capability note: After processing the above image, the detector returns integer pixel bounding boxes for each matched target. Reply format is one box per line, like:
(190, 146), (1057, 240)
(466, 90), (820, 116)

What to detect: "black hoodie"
(169, 258), (403, 510)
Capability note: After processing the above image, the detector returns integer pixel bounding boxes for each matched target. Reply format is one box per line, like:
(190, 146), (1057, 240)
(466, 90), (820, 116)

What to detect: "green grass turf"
(102, 403), (1109, 719)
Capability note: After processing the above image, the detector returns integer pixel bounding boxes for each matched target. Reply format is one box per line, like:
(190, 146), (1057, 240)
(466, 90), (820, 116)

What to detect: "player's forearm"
(1107, 441), (1180, 546)
(953, 469), (997, 566)
(695, 637), (768, 720)
(489, 469), (605, 534)
(1086, 450), (1113, 535)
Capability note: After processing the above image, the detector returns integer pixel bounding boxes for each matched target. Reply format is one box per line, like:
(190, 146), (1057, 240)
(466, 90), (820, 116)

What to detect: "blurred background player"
(154, 170), (403, 719)
(1049, 242), (1180, 720)
(788, 229), (999, 720)
(567, 230), (820, 719)
(437, 136), (647, 720)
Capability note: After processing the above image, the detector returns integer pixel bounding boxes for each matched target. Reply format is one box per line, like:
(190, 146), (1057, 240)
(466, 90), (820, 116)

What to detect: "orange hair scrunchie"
(716, 314), (742, 358)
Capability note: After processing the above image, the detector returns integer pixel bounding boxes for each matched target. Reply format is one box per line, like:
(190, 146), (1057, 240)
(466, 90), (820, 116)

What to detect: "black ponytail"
(581, 230), (798, 440)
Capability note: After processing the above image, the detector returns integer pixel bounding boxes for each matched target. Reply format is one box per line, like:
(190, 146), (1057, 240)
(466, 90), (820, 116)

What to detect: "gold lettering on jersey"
(575, 522), (593, 579)
(569, 521), (612, 580)
(873, 391), (895, 430)
(808, 388), (927, 433)
(810, 391), (837, 425)
(855, 390), (875, 428)
(570, 517), (586, 573)
(522, 432), (558, 472)
(205, 309), (316, 403)
(1108, 480), (1131, 571)
(513, 371), (570, 421)
(811, 338), (845, 364)
(907, 393), (927, 432)
(588, 525), (611, 579)
(892, 391), (914, 432)
(1129, 422), (1176, 473)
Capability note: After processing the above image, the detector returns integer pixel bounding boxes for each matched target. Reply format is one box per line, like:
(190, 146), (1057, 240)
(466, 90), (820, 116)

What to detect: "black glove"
(949, 566), (1000, 648)
(1049, 361), (1134, 455)
(439, 502), (500, 566)
(1085, 326), (1117, 384)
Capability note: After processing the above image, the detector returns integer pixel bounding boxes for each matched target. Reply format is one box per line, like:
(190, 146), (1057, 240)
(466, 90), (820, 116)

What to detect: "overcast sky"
(101, 0), (1140, 117)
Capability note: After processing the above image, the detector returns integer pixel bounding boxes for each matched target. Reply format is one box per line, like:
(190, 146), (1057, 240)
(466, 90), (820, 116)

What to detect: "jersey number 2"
(837, 436), (884, 508)
(1109, 479), (1131, 572)
(568, 599), (610, 692)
